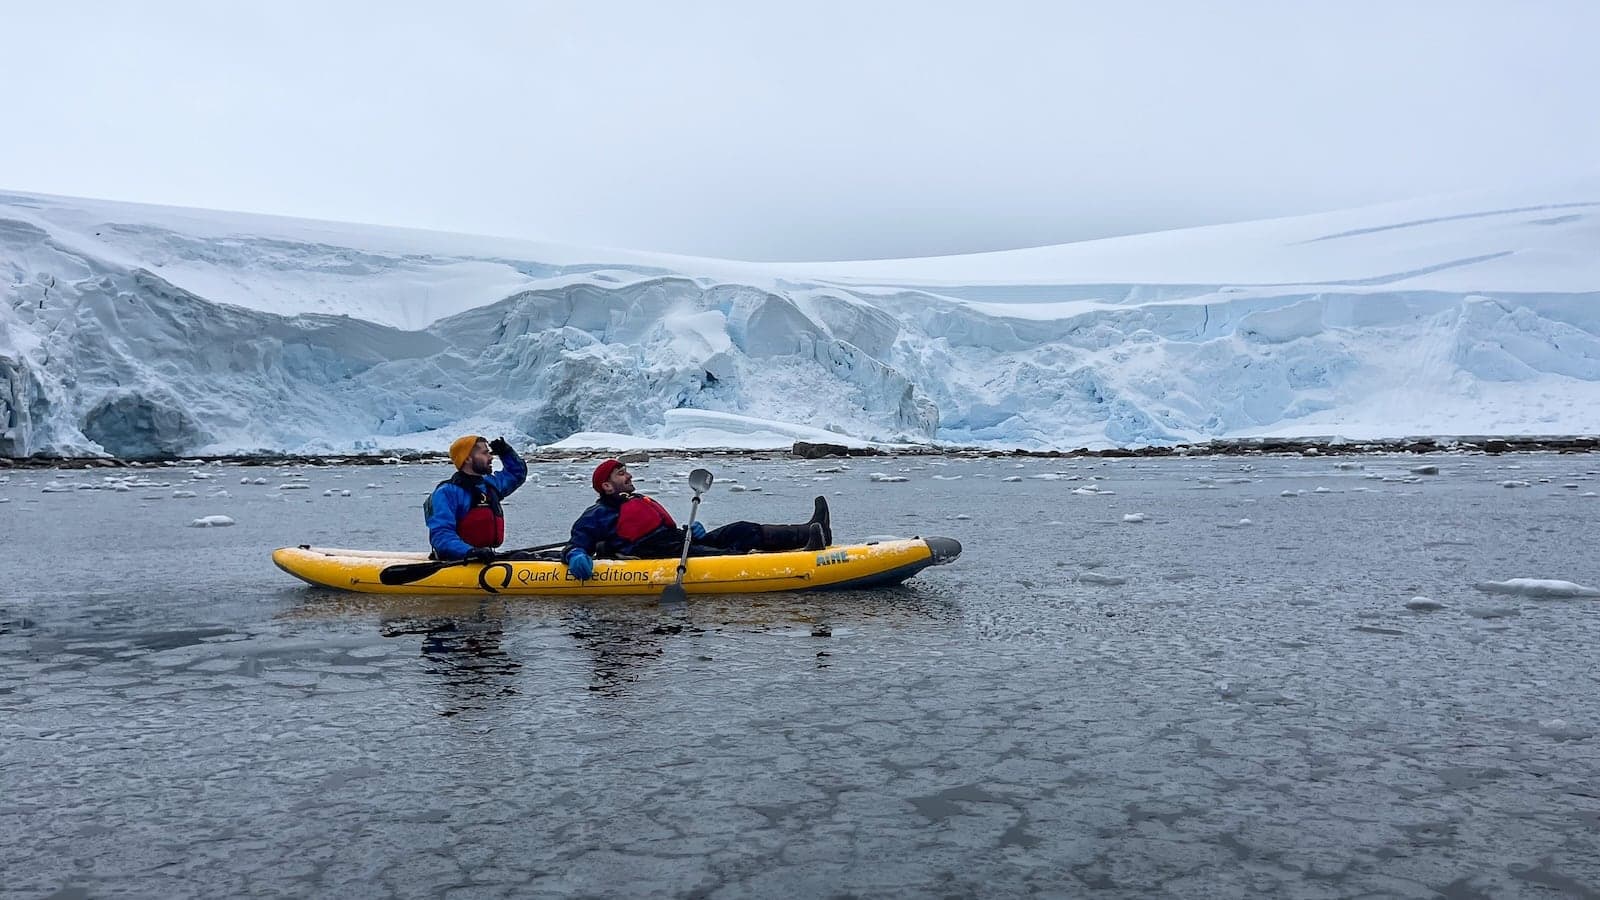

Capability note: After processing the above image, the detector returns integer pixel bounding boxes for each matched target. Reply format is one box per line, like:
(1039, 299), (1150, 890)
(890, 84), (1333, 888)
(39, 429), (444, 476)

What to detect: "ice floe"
(189, 515), (236, 527)
(1474, 578), (1600, 599)
(1077, 572), (1127, 585)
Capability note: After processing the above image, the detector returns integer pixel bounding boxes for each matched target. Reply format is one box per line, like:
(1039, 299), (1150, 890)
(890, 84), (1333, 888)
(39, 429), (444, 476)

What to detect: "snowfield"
(3, 181), (1599, 457)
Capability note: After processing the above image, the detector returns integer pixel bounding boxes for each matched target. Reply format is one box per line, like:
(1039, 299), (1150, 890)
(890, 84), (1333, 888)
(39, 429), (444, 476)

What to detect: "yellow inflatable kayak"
(271, 537), (961, 596)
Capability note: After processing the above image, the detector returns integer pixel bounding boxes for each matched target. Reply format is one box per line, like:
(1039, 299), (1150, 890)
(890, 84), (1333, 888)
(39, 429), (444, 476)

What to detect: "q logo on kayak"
(477, 562), (514, 594)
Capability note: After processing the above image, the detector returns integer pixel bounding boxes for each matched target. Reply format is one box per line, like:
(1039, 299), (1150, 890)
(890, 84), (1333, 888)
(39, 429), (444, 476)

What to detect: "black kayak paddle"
(377, 541), (565, 586)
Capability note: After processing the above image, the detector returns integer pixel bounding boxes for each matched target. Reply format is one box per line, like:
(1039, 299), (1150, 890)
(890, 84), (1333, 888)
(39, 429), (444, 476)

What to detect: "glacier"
(2, 182), (1599, 458)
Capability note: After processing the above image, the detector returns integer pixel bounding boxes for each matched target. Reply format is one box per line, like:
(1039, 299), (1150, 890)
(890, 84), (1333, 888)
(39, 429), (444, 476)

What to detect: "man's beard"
(471, 458), (493, 476)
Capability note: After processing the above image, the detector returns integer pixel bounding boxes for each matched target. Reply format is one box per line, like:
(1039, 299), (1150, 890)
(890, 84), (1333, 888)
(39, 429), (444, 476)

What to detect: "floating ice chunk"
(1122, 513), (1147, 523)
(1501, 480), (1531, 488)
(1002, 476), (1022, 483)
(191, 471), (214, 480)
(172, 490), (197, 498)
(1280, 490), (1302, 497)
(1584, 492), (1599, 498)
(322, 489), (335, 497)
(280, 483), (310, 491)
(931, 474), (963, 481)
(1405, 597), (1446, 611)
(1077, 572), (1126, 585)
(1031, 473), (1078, 481)
(1474, 578), (1600, 599)
(340, 489), (351, 497)
(1313, 486), (1332, 494)
(869, 473), (909, 483)
(814, 466), (845, 474)
(241, 476), (251, 484)
(1071, 486), (1112, 496)
(1562, 484), (1580, 489)
(1536, 718), (1593, 741)
(365, 483), (381, 489)
(729, 484), (748, 492)
(0, 498), (10, 503)
(949, 513), (972, 520)
(1410, 465), (1439, 475)
(1335, 462), (1363, 470)
(189, 515), (235, 527)
(208, 490), (230, 498)
(41, 482), (72, 493)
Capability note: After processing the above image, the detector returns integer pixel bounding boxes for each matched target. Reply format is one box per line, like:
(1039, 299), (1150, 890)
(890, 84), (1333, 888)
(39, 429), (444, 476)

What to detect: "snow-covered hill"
(3, 182), (1598, 457)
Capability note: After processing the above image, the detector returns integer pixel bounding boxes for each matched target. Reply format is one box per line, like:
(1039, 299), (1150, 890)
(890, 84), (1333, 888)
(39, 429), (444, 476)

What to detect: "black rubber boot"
(803, 522), (825, 551)
(809, 496), (831, 546)
(757, 523), (826, 552)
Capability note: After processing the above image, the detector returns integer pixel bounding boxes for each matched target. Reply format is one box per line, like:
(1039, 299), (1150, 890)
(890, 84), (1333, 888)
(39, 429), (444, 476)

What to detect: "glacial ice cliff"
(3, 183), (1598, 457)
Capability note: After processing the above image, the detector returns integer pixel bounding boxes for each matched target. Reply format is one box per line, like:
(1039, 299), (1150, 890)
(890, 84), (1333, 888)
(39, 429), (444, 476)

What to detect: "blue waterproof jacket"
(425, 449), (527, 560)
(565, 494), (682, 562)
(565, 495), (624, 563)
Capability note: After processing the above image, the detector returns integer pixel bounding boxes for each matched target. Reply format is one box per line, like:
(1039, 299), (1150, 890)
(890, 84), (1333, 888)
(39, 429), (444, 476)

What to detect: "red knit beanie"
(591, 459), (623, 494)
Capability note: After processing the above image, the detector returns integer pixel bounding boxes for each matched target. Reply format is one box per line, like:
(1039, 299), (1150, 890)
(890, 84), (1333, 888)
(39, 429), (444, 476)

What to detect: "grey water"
(3, 453), (1599, 899)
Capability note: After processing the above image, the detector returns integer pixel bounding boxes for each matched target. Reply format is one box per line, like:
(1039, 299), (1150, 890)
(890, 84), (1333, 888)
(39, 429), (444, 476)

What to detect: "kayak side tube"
(272, 536), (962, 596)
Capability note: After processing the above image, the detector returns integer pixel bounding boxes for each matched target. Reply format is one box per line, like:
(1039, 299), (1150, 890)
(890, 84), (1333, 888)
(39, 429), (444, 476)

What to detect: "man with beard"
(562, 458), (830, 580)
(425, 435), (528, 561)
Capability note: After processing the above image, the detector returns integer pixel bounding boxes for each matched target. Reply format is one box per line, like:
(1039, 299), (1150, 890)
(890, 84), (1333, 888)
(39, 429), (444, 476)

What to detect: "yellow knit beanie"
(449, 435), (484, 470)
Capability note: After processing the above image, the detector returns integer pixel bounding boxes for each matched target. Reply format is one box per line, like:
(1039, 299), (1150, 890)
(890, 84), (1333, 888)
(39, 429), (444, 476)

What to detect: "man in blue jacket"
(563, 459), (830, 579)
(425, 434), (528, 561)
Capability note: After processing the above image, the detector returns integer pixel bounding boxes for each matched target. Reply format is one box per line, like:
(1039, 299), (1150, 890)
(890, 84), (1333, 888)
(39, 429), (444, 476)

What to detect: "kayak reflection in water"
(378, 605), (687, 711)
(383, 609), (520, 718)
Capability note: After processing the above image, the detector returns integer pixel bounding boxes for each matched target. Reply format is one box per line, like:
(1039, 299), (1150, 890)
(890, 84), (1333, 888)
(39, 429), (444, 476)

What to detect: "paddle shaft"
(672, 494), (703, 584)
(660, 473), (714, 603)
(378, 540), (566, 586)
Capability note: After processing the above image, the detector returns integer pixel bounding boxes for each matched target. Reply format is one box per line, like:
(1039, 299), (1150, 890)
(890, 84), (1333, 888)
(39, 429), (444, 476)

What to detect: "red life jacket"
(429, 473), (505, 548)
(615, 494), (676, 542)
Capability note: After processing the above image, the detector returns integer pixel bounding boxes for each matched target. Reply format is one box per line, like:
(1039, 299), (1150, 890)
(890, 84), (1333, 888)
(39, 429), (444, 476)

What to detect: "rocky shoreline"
(3, 435), (1597, 470)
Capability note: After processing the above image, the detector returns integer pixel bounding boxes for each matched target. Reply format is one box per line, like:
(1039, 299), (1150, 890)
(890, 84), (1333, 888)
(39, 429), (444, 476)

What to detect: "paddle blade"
(689, 468), (713, 494)
(378, 560), (451, 585)
(660, 582), (688, 604)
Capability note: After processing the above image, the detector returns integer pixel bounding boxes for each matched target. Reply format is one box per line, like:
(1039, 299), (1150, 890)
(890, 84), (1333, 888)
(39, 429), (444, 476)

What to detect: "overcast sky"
(2, 1), (1597, 261)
